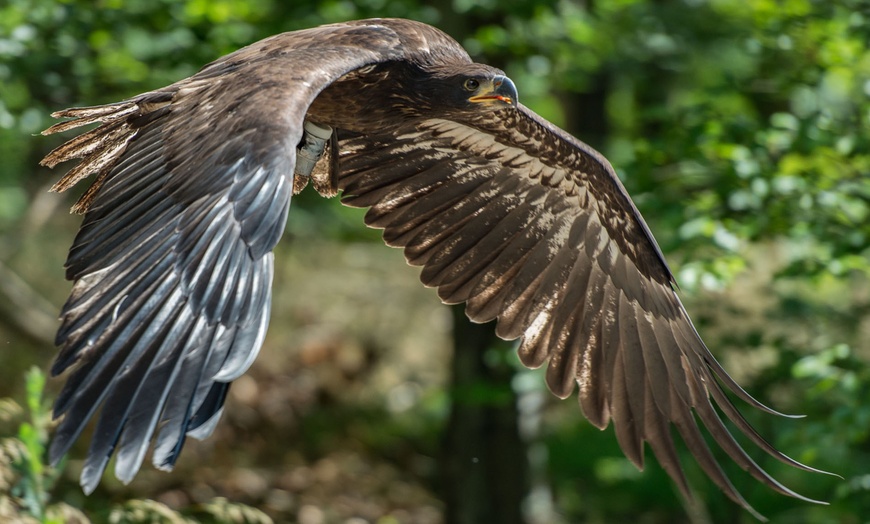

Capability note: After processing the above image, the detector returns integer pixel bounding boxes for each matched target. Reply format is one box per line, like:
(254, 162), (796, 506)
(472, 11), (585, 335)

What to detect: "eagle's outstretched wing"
(39, 20), (426, 494)
(337, 104), (827, 518)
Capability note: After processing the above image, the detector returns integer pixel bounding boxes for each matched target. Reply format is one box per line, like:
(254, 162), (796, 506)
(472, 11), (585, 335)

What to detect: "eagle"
(40, 18), (824, 517)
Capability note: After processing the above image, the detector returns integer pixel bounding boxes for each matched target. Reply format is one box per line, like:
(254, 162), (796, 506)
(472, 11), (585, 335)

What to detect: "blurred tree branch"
(0, 184), (65, 347)
(0, 260), (56, 347)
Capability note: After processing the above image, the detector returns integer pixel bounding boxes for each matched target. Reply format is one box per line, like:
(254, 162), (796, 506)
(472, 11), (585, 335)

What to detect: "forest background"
(1, 0), (869, 522)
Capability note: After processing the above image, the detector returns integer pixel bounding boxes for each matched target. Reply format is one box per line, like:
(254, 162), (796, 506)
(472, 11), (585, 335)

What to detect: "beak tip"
(496, 75), (518, 106)
(469, 75), (518, 108)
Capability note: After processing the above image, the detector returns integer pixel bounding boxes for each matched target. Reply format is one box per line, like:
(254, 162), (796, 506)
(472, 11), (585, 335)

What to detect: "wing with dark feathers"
(337, 104), (827, 518)
(39, 20), (421, 493)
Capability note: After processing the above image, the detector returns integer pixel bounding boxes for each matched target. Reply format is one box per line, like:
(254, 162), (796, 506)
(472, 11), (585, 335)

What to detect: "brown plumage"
(40, 17), (825, 517)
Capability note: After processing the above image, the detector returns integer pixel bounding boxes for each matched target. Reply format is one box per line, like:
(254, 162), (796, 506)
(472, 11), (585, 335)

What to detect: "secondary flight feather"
(40, 17), (825, 518)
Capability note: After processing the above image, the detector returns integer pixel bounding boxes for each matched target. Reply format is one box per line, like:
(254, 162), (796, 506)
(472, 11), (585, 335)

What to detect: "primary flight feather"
(40, 17), (824, 518)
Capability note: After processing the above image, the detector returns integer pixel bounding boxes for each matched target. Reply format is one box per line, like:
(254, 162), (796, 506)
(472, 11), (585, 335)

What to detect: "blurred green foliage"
(0, 367), (78, 523)
(1, 0), (870, 523)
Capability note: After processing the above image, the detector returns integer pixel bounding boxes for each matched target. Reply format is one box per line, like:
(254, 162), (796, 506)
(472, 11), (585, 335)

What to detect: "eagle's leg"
(292, 120), (333, 194)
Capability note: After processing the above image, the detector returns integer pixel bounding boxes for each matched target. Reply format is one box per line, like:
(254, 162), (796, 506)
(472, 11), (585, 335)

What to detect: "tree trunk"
(440, 305), (528, 524)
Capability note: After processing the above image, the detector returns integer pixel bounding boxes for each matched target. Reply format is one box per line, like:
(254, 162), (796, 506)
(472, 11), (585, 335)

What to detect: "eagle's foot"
(293, 120), (333, 193)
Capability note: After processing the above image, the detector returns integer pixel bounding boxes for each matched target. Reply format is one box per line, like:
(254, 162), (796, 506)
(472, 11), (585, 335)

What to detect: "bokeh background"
(1, 0), (870, 522)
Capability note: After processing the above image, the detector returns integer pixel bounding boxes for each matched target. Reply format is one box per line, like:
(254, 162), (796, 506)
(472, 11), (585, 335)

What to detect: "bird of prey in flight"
(40, 17), (826, 519)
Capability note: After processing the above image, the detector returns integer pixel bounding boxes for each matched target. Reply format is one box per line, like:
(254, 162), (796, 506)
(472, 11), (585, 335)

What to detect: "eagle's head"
(400, 62), (518, 116)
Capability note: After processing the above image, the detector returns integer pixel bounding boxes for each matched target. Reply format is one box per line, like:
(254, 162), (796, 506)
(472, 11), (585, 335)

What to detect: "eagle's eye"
(463, 78), (480, 91)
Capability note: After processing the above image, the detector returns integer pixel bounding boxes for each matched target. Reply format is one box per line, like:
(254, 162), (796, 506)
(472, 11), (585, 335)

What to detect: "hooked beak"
(469, 75), (518, 107)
